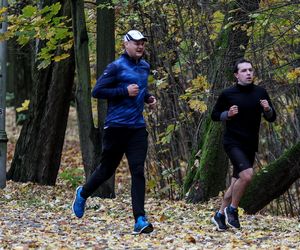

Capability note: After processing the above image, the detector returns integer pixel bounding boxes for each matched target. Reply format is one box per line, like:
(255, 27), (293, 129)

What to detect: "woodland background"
(0, 0), (300, 248)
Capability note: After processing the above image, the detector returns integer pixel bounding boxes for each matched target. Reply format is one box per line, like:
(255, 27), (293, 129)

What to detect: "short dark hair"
(233, 58), (253, 73)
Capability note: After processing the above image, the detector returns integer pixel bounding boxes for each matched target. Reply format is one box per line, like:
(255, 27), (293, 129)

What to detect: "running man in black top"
(211, 59), (276, 231)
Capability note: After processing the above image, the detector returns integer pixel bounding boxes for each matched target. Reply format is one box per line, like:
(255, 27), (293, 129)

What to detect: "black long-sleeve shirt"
(211, 83), (276, 151)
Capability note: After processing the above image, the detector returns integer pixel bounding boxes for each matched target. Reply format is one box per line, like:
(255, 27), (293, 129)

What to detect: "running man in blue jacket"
(72, 30), (156, 234)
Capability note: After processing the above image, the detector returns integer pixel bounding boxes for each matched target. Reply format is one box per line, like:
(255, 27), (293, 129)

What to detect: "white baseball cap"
(124, 30), (147, 42)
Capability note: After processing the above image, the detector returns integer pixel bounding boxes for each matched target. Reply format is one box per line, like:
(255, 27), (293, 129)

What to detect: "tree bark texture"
(185, 121), (228, 202)
(7, 0), (75, 185)
(94, 0), (116, 198)
(71, 0), (116, 197)
(71, 0), (100, 179)
(7, 40), (33, 124)
(240, 142), (300, 214)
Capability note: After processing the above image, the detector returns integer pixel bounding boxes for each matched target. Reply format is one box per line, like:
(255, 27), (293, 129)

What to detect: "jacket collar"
(122, 52), (143, 64)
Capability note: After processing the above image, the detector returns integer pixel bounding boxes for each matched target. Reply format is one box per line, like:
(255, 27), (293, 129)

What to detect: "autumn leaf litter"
(0, 108), (299, 249)
(0, 182), (299, 249)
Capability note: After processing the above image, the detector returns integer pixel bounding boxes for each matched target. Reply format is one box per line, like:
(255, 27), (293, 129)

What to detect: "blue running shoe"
(211, 212), (228, 231)
(224, 206), (240, 229)
(132, 216), (154, 235)
(72, 186), (86, 218)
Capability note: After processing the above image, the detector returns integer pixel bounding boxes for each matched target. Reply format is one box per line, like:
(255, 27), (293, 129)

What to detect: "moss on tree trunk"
(240, 142), (300, 213)
(186, 121), (227, 202)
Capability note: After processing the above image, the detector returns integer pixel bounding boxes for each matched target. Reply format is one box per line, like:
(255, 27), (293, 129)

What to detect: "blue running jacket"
(92, 53), (152, 128)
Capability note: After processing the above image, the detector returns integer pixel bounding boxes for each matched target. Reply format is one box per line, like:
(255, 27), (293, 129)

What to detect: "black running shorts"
(224, 146), (255, 178)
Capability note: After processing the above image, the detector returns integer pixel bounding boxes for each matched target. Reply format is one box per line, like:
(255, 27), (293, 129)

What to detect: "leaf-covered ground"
(0, 181), (300, 249)
(1, 108), (299, 249)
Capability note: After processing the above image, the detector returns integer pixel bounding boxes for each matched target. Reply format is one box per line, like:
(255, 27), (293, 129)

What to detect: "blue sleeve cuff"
(122, 86), (129, 96)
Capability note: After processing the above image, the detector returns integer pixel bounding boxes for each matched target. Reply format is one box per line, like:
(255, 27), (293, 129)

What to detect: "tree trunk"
(94, 0), (116, 198)
(71, 0), (115, 198)
(7, 40), (33, 124)
(7, 0), (75, 185)
(0, 0), (8, 189)
(240, 142), (300, 213)
(71, 0), (100, 179)
(185, 121), (228, 202)
(185, 0), (260, 202)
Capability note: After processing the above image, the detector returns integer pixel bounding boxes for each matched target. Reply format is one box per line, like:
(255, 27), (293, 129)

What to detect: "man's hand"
(127, 84), (139, 96)
(147, 96), (157, 109)
(228, 105), (238, 117)
(260, 99), (271, 112)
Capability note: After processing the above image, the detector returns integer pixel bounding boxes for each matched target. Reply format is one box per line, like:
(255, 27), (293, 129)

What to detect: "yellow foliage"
(0, 7), (7, 15)
(209, 10), (224, 41)
(260, 0), (281, 8)
(148, 75), (155, 85)
(173, 65), (181, 74)
(246, 26), (253, 37)
(16, 100), (30, 112)
(239, 207), (245, 216)
(190, 75), (209, 91)
(180, 75), (210, 114)
(62, 40), (74, 51)
(188, 99), (207, 113)
(286, 68), (300, 81)
(240, 24), (248, 31)
(209, 33), (218, 41)
(46, 30), (56, 40)
(0, 7), (7, 20)
(287, 102), (300, 113)
(156, 78), (169, 90)
(53, 53), (70, 62)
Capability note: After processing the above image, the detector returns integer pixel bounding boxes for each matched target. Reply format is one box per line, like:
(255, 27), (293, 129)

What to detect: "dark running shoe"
(224, 206), (241, 229)
(211, 212), (228, 231)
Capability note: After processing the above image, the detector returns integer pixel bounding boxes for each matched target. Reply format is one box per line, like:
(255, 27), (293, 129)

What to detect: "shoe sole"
(132, 224), (154, 235)
(72, 186), (84, 218)
(211, 217), (227, 232)
(224, 207), (240, 229)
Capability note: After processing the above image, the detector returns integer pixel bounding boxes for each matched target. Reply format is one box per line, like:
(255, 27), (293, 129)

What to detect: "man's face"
(234, 62), (254, 85)
(124, 40), (145, 60)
